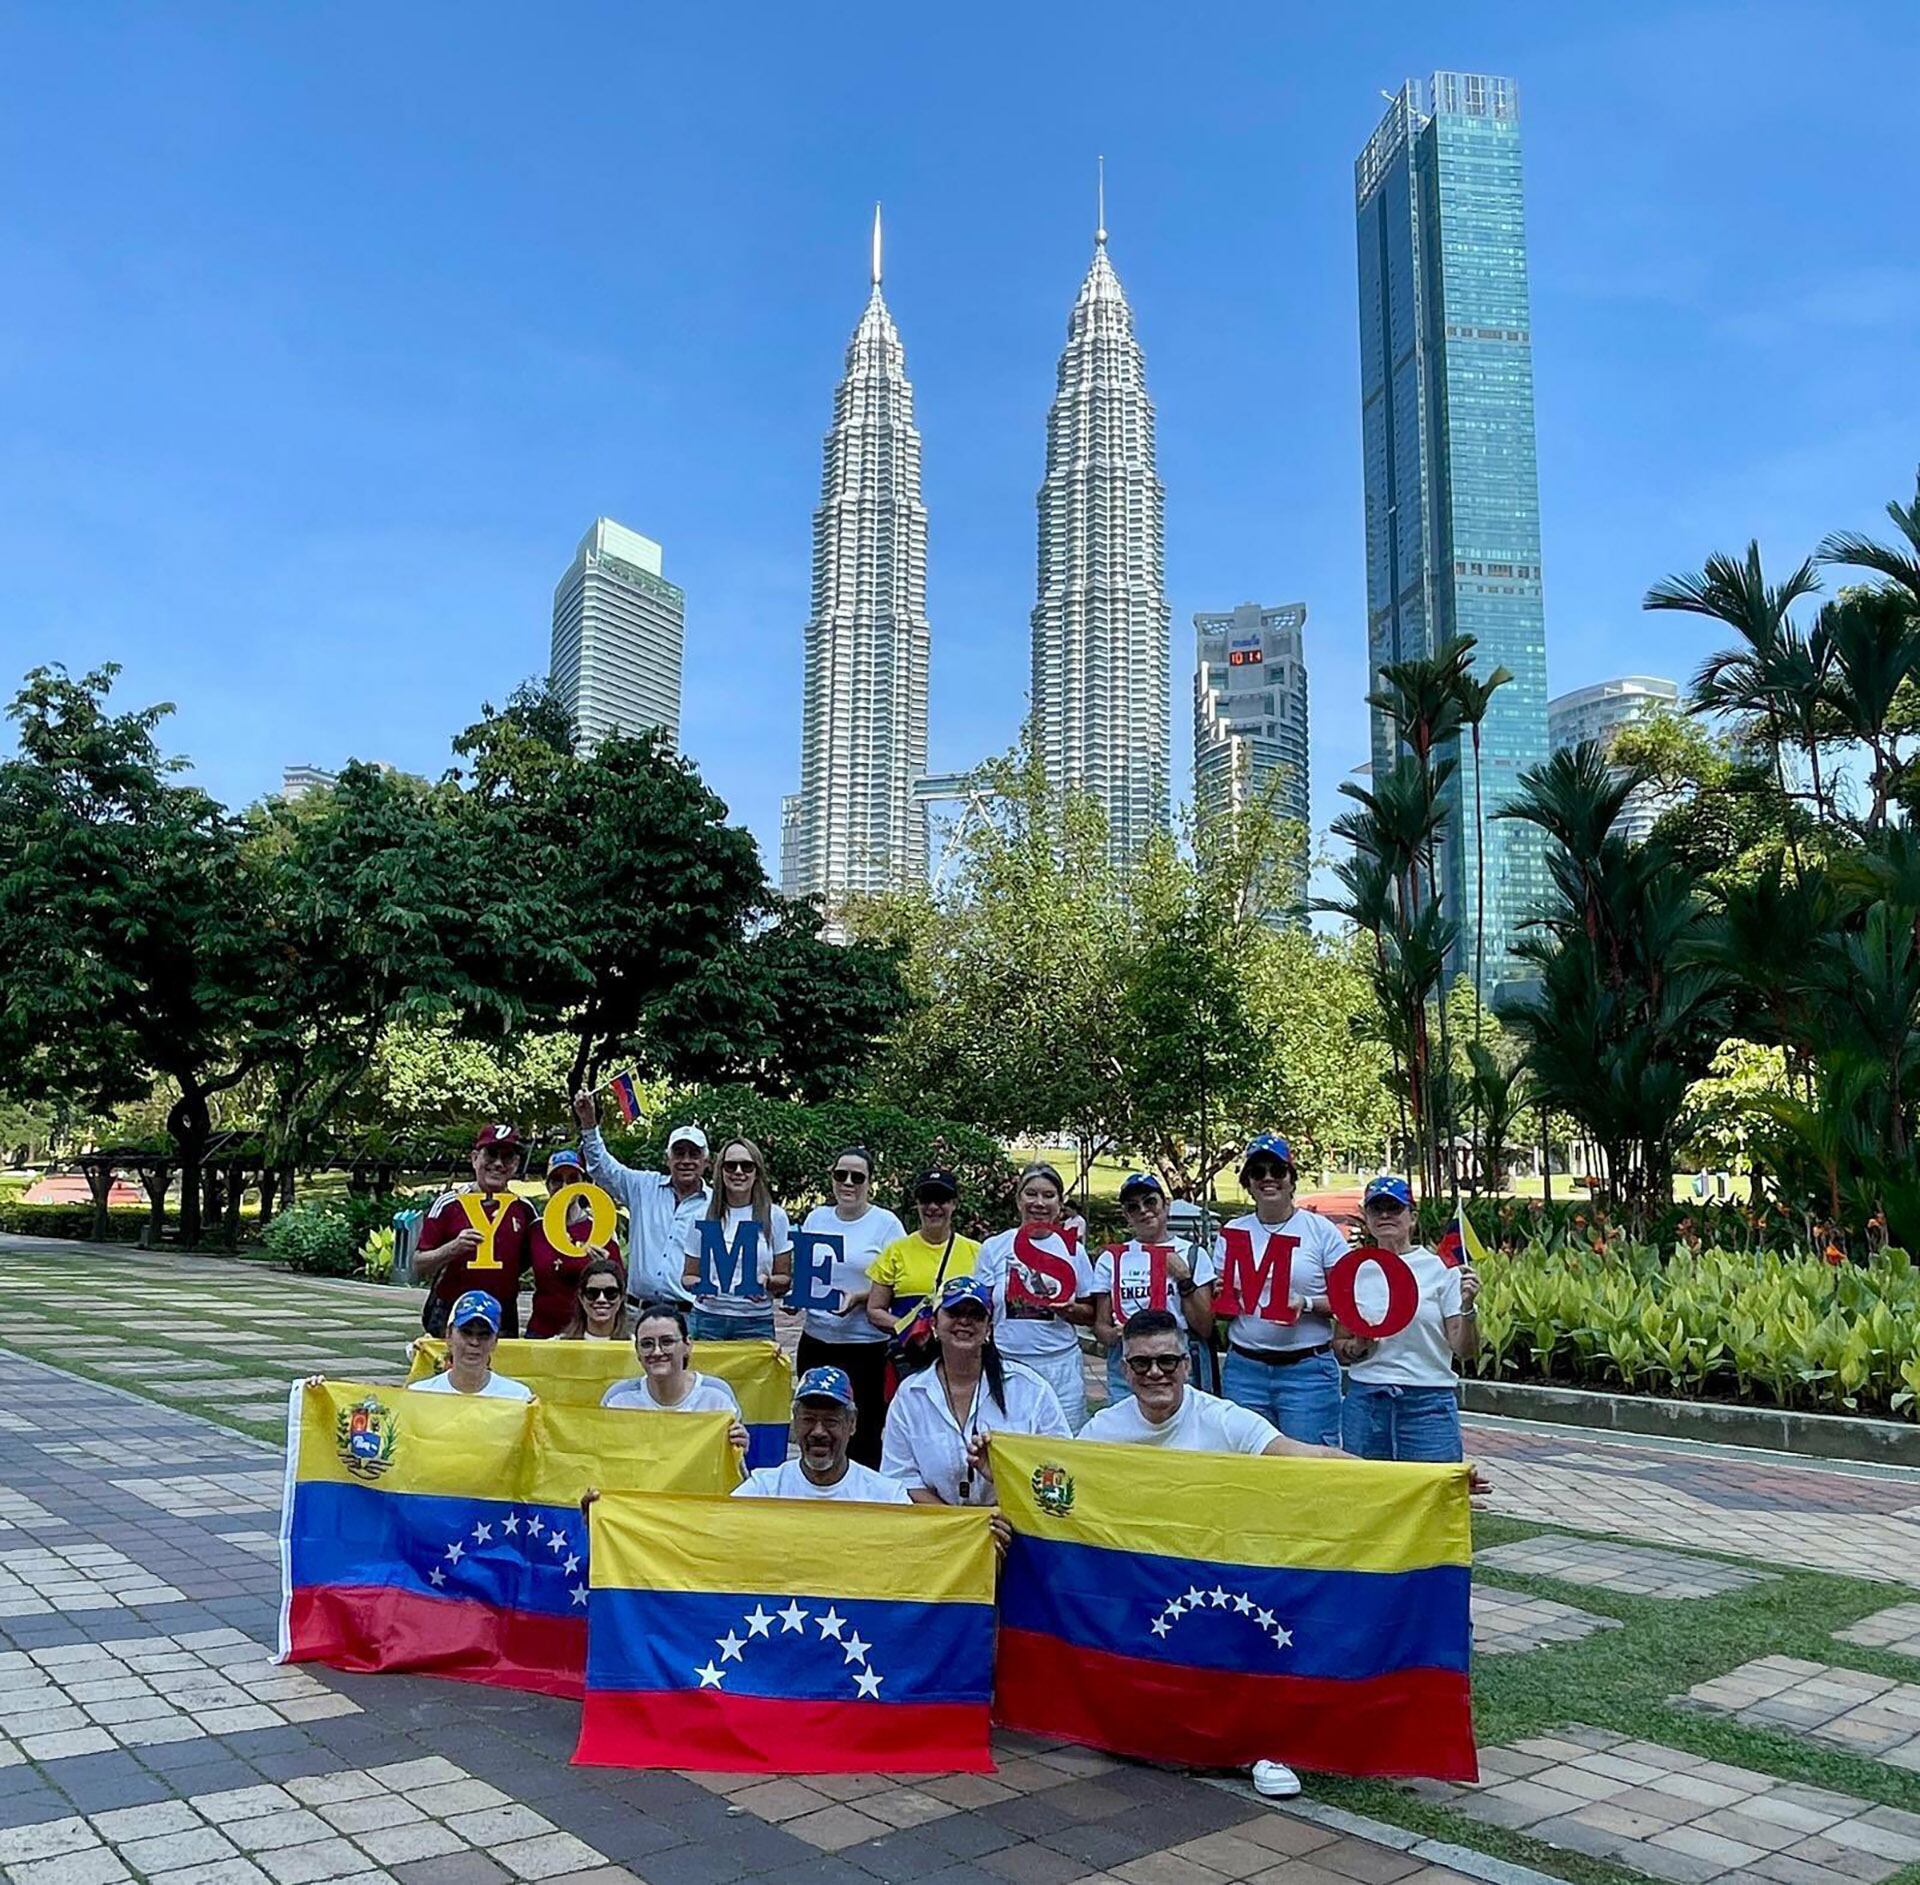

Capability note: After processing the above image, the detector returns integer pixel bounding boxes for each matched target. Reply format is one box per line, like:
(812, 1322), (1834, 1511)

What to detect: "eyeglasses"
(1124, 1353), (1186, 1378)
(832, 1169), (869, 1185)
(722, 1159), (757, 1173)
(635, 1335), (683, 1354)
(582, 1286), (623, 1302)
(1245, 1164), (1291, 1183)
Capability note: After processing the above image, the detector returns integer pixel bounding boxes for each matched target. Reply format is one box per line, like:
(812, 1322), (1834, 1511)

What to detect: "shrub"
(1416, 1196), (1807, 1258)
(1471, 1241), (1920, 1421)
(261, 1192), (409, 1277)
(0, 1202), (149, 1243)
(361, 1226), (396, 1283)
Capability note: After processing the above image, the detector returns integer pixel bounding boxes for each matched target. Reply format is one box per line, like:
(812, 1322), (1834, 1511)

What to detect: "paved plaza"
(3, 1232), (1920, 1885)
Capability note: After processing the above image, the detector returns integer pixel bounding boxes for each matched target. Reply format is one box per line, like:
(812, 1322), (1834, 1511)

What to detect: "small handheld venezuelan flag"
(605, 1070), (642, 1123)
(1436, 1201), (1490, 1270)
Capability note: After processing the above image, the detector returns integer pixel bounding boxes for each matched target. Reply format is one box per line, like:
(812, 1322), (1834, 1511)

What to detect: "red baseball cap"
(472, 1124), (523, 1152)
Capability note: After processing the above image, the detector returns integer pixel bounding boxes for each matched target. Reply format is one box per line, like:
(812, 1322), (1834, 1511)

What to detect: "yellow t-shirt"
(868, 1231), (982, 1314)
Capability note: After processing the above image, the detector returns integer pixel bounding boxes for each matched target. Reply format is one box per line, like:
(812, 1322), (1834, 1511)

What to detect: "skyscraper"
(782, 209), (932, 907)
(1355, 72), (1551, 999)
(549, 518), (684, 748)
(1194, 601), (1310, 924)
(1548, 675), (1681, 845)
(1030, 176), (1170, 865)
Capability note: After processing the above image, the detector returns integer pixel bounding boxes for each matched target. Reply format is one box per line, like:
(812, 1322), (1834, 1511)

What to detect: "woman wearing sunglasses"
(599, 1302), (750, 1450)
(793, 1146), (905, 1468)
(526, 1148), (623, 1339)
(880, 1276), (1068, 1513)
(680, 1138), (791, 1342)
(559, 1256), (634, 1341)
(974, 1162), (1096, 1431)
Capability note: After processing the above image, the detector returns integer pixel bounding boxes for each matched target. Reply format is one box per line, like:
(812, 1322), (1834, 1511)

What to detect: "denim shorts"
(1340, 1382), (1463, 1462)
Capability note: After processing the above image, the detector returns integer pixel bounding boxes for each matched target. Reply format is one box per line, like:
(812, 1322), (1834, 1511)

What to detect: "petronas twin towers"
(781, 194), (1167, 909)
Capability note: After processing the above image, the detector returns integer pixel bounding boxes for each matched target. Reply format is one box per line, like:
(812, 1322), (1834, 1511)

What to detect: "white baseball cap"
(666, 1124), (709, 1154)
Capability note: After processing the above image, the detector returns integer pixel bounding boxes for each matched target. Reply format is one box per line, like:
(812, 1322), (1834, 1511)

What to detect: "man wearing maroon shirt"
(413, 1125), (536, 1337)
(526, 1148), (623, 1339)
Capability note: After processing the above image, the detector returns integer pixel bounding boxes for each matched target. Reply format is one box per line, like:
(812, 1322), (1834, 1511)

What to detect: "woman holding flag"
(680, 1138), (792, 1341)
(974, 1163), (1096, 1431)
(1334, 1176), (1480, 1463)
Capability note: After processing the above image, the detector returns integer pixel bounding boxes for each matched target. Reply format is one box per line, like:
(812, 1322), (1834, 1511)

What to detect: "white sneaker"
(1252, 1759), (1302, 1798)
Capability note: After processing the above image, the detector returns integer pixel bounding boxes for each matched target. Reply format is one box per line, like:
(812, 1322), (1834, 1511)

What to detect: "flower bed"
(1472, 1243), (1920, 1421)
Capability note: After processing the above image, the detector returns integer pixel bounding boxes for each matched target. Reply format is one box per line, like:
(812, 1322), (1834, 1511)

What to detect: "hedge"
(0, 1202), (151, 1243)
(1416, 1195), (1816, 1258)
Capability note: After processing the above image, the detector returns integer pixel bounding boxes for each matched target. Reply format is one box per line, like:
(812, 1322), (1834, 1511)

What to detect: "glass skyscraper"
(1355, 72), (1551, 1000)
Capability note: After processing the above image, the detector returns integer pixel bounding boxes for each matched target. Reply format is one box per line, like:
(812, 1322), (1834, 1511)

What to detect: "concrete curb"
(1201, 1777), (1570, 1885)
(1460, 1378), (1920, 1467)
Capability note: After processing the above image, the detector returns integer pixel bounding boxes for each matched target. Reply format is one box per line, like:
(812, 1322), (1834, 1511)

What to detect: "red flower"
(1823, 1243), (1845, 1266)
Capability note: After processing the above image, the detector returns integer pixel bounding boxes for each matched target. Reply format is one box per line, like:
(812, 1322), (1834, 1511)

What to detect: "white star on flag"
(570, 1585), (588, 1606)
(444, 1541), (464, 1565)
(1256, 1608), (1276, 1630)
(503, 1513), (519, 1535)
(777, 1601), (808, 1633)
(1209, 1588), (1228, 1607)
(816, 1607), (846, 1640)
(718, 1632), (746, 1662)
(745, 1606), (774, 1637)
(1148, 1587), (1296, 1658)
(1185, 1586), (1206, 1607)
(1150, 1616), (1170, 1638)
(853, 1667), (883, 1698)
(703, 1598), (891, 1702)
(695, 1661), (725, 1689)
(842, 1634), (870, 1665)
(527, 1515), (545, 1538)
(472, 1522), (492, 1545)
(1233, 1594), (1253, 1614)
(564, 1555), (580, 1575)
(547, 1531), (567, 1554)
(429, 1567), (446, 1587)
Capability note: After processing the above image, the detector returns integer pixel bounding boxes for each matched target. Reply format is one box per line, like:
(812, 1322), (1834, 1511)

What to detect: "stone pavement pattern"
(1682, 1659), (1920, 1774)
(1467, 1589), (1620, 1658)
(1420, 1726), (1920, 1885)
(1837, 1607), (1920, 1662)
(0, 1340), (1477, 1885)
(1471, 1538), (1777, 1602)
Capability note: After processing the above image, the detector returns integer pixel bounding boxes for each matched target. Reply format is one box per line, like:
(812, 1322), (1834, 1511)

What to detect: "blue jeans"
(689, 1307), (774, 1343)
(1221, 1346), (1342, 1447)
(1104, 1338), (1218, 1407)
(1341, 1383), (1463, 1462)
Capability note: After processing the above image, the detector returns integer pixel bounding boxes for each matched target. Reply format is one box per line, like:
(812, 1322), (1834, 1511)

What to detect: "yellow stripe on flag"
(1455, 1204), (1491, 1268)
(408, 1337), (792, 1426)
(293, 1382), (741, 1502)
(988, 1433), (1471, 1574)
(588, 1490), (994, 1604)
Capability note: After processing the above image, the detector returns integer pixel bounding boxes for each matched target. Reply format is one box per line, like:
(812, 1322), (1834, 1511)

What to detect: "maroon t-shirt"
(418, 1188), (535, 1335)
(527, 1210), (623, 1340)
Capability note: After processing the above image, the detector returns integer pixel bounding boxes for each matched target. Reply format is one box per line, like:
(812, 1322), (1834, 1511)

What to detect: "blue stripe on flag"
(999, 1534), (1469, 1680)
(585, 1588), (994, 1704)
(289, 1481), (590, 1620)
(743, 1422), (786, 1469)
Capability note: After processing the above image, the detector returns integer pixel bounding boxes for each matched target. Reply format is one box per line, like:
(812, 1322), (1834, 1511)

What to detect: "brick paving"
(1419, 1726), (1920, 1885)
(1835, 1605), (1920, 1661)
(1473, 1537), (1777, 1602)
(1469, 1589), (1621, 1657)
(1681, 1659), (1920, 1773)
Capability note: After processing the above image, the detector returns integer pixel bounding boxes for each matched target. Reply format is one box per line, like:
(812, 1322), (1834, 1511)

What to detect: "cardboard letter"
(1210, 1225), (1300, 1322)
(692, 1218), (764, 1300)
(1326, 1245), (1418, 1340)
(540, 1182), (617, 1259)
(787, 1229), (842, 1311)
(1007, 1223), (1080, 1312)
(454, 1192), (508, 1272)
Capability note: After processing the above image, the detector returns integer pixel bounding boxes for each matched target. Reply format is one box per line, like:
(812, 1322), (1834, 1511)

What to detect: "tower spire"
(871, 202), (883, 288)
(1096, 155), (1107, 245)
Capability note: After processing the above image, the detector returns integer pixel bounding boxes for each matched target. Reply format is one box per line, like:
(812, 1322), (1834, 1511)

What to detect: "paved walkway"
(6, 1232), (1920, 1885)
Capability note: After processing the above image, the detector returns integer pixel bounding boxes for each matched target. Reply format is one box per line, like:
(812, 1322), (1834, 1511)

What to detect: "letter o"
(543, 1182), (617, 1259)
(1326, 1245), (1419, 1340)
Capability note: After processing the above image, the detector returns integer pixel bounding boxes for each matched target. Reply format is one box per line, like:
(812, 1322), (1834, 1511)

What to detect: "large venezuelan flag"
(280, 1382), (738, 1698)
(989, 1434), (1477, 1781)
(578, 1491), (997, 1774)
(409, 1337), (792, 1467)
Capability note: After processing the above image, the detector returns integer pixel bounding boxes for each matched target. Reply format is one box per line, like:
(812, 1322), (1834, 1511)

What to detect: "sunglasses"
(722, 1159), (758, 1173)
(582, 1285), (623, 1302)
(832, 1169), (869, 1184)
(1245, 1164), (1292, 1183)
(635, 1335), (683, 1353)
(1125, 1353), (1185, 1378)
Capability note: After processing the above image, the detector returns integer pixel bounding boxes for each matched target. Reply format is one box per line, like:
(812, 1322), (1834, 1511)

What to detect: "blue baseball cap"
(1242, 1132), (1295, 1171)
(936, 1276), (993, 1314)
(546, 1149), (584, 1175)
(793, 1366), (855, 1409)
(1118, 1172), (1166, 1203)
(1365, 1175), (1414, 1210)
(449, 1289), (502, 1332)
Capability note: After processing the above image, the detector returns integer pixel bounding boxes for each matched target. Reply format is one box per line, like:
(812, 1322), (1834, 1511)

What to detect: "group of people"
(408, 1106), (1482, 1470)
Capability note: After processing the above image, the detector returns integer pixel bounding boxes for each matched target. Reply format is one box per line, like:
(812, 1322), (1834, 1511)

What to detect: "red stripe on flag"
(992, 1627), (1477, 1782)
(575, 1690), (995, 1774)
(286, 1585), (586, 1701)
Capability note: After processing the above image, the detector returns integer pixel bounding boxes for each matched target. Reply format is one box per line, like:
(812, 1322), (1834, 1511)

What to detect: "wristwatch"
(1176, 1277), (1196, 1297)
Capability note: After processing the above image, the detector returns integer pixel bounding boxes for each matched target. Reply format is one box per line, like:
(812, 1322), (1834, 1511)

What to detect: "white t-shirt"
(1344, 1246), (1465, 1390)
(1091, 1237), (1217, 1335)
(798, 1205), (906, 1345)
(407, 1371), (534, 1402)
(732, 1458), (910, 1503)
(599, 1371), (743, 1416)
(881, 1358), (1070, 1506)
(682, 1204), (793, 1319)
(1082, 1385), (1278, 1455)
(975, 1226), (1095, 1361)
(1214, 1208), (1349, 1354)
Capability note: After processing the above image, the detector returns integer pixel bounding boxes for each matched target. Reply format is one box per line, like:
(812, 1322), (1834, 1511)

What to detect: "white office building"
(782, 209), (932, 905)
(1029, 193), (1169, 866)
(1547, 675), (1681, 845)
(549, 518), (684, 749)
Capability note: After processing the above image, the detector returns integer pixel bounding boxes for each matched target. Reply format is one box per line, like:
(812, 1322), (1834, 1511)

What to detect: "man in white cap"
(571, 1091), (711, 1305)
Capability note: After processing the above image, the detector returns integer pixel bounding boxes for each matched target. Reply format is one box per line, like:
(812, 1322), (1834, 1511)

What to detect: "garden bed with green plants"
(1472, 1242), (1920, 1421)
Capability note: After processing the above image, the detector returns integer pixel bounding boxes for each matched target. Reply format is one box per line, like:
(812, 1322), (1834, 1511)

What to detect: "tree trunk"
(221, 1167), (243, 1251)
(137, 1167), (169, 1249)
(83, 1163), (112, 1243)
(279, 1165), (296, 1213)
(168, 1088), (212, 1248)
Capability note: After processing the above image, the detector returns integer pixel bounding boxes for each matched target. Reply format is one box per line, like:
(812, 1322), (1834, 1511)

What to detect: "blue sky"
(2, 2), (1916, 882)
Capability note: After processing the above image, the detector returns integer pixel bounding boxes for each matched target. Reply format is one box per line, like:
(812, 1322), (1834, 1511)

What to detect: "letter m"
(1212, 1226), (1300, 1323)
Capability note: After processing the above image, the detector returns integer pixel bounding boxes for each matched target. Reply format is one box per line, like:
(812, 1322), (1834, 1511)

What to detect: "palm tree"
(1814, 589), (1920, 834)
(1820, 466), (1920, 609)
